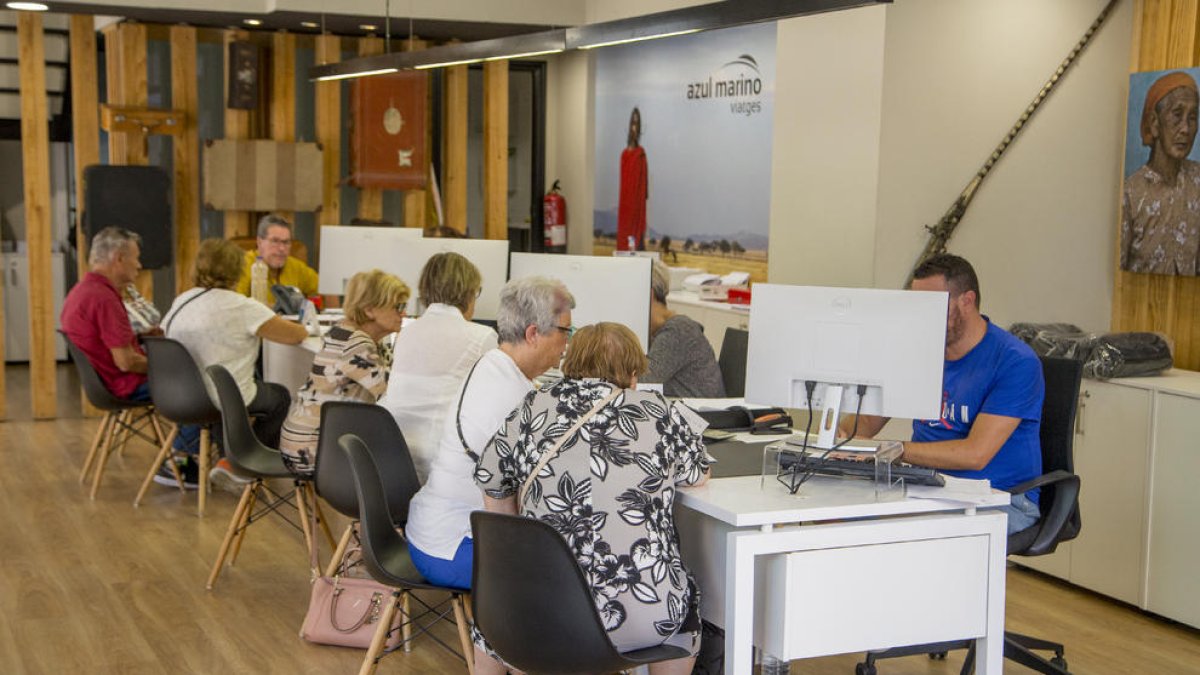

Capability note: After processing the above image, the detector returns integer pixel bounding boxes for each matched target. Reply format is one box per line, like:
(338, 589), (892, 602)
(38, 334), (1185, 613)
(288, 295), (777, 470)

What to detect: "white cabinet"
(1146, 393), (1200, 628)
(2, 252), (67, 362)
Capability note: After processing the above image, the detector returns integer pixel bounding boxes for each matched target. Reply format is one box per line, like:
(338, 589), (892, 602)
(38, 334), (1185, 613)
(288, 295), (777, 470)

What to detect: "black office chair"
(718, 327), (749, 398)
(858, 355), (1084, 675)
(314, 402), (421, 576)
(204, 364), (331, 590)
(62, 332), (166, 501)
(470, 511), (692, 675)
(135, 337), (223, 514)
(339, 434), (474, 674)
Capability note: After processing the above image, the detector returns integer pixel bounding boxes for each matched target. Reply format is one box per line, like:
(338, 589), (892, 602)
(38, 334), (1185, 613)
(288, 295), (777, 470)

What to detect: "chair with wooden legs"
(339, 434), (475, 675)
(62, 334), (166, 500)
(204, 364), (334, 591)
(135, 337), (223, 515)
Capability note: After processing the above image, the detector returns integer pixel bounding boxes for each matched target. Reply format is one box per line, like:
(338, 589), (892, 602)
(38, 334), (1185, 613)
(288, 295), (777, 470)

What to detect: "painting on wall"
(349, 72), (428, 190)
(593, 23), (776, 280)
(1122, 67), (1200, 276)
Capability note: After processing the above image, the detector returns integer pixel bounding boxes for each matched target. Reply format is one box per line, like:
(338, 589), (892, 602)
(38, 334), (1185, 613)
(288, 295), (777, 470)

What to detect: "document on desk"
(679, 397), (746, 411)
(906, 475), (994, 504)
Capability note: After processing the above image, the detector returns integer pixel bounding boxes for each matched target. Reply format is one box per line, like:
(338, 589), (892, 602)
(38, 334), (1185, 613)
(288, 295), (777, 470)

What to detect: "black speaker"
(84, 165), (172, 270)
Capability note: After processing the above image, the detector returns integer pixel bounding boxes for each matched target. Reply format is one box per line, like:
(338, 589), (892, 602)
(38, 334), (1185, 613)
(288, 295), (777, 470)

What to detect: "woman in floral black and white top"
(279, 269), (409, 477)
(475, 322), (711, 672)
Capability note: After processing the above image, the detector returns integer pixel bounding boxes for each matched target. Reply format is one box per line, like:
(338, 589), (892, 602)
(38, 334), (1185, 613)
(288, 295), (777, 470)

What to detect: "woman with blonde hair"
(377, 252), (498, 481)
(475, 322), (711, 674)
(279, 269), (410, 477)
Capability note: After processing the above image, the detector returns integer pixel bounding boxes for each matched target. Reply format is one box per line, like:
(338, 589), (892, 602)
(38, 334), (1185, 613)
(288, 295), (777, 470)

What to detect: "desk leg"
(976, 517), (1007, 674)
(725, 536), (757, 675)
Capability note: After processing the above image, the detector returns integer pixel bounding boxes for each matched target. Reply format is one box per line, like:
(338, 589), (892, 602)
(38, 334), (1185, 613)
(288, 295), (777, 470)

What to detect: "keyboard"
(778, 451), (945, 487)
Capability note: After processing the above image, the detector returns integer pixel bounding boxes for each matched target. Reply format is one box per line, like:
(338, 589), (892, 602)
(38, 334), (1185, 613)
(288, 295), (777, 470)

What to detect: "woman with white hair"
(404, 276), (575, 675)
(641, 260), (725, 398)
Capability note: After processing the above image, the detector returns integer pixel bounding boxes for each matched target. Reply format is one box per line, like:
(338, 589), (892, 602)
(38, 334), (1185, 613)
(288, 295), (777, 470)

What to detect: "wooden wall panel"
(223, 29), (253, 239)
(315, 34), (342, 261)
(356, 37), (385, 222)
(171, 25), (200, 295)
(18, 12), (55, 418)
(483, 60), (508, 241)
(443, 65), (468, 234)
(69, 15), (102, 418)
(1115, 0), (1200, 370)
(271, 31), (297, 227)
(404, 37), (430, 229)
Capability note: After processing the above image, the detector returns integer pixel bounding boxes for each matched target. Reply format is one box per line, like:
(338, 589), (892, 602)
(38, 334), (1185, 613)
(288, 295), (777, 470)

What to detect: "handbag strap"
(455, 358), (484, 461)
(518, 386), (621, 507)
(162, 287), (212, 335)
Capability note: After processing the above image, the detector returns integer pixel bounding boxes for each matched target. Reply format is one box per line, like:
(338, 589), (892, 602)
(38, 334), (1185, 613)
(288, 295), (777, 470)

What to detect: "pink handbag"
(300, 574), (403, 650)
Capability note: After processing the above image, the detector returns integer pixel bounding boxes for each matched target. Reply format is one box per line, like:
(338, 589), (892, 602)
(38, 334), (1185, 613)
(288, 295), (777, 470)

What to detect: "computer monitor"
(745, 284), (947, 446)
(316, 226), (422, 295)
(509, 253), (652, 349)
(392, 238), (511, 320)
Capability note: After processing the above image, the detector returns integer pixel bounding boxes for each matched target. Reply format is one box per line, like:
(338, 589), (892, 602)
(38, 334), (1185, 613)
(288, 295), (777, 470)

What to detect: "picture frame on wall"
(227, 41), (259, 110)
(349, 72), (428, 190)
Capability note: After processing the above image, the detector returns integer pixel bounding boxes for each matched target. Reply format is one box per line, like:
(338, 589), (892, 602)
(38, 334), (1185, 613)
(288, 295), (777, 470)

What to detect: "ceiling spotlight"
(6, 2), (50, 10)
(243, 18), (263, 26)
(300, 21), (319, 29)
(359, 24), (378, 31)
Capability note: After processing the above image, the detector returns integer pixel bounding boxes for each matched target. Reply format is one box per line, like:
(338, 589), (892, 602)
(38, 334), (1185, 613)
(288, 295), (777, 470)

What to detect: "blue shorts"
(409, 537), (473, 590)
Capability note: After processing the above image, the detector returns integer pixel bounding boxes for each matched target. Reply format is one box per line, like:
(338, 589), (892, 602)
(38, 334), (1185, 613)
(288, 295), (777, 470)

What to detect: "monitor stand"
(814, 384), (843, 449)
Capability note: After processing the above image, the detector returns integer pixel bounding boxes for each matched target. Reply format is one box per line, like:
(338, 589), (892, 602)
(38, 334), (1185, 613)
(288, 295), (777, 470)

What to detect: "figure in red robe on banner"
(617, 107), (648, 251)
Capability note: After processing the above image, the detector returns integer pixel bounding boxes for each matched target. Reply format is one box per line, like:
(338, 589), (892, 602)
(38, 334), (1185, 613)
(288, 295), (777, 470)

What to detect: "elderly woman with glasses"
(475, 322), (712, 674)
(278, 269), (410, 477)
(403, 276), (575, 675)
(377, 252), (498, 482)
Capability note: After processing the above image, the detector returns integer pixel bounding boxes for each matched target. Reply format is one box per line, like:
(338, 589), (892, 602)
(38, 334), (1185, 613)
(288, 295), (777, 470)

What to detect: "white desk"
(665, 290), (749, 355)
(676, 472), (1009, 674)
(262, 336), (321, 395)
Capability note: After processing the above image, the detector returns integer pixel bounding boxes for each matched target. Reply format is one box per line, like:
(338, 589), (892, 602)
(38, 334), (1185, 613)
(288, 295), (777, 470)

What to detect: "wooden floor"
(1, 366), (1198, 673)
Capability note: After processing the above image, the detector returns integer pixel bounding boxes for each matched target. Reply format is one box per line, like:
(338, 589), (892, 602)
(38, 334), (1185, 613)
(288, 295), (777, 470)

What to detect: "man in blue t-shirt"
(847, 254), (1045, 534)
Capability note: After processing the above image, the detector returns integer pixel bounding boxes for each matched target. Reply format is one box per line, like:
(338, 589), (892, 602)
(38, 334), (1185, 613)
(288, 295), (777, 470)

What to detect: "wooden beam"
(224, 29), (253, 239)
(271, 31), (296, 226)
(18, 12), (56, 419)
(443, 64), (468, 234)
(483, 60), (509, 241)
(315, 33), (342, 259)
(69, 14), (102, 418)
(404, 37), (429, 230)
(171, 25), (200, 294)
(356, 36), (385, 222)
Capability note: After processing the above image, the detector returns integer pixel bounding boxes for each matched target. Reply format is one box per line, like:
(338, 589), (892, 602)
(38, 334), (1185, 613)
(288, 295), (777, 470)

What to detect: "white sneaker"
(209, 458), (252, 494)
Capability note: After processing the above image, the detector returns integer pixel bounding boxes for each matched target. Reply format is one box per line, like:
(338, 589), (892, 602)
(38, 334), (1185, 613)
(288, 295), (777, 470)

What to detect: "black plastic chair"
(61, 332), (166, 500)
(718, 327), (749, 398)
(471, 511), (692, 675)
(205, 364), (330, 590)
(315, 401), (421, 576)
(339, 434), (474, 674)
(135, 337), (223, 514)
(858, 356), (1084, 675)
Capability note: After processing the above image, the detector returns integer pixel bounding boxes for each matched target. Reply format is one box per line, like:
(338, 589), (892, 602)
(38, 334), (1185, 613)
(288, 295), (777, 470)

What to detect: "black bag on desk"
(1084, 332), (1173, 379)
(696, 407), (788, 433)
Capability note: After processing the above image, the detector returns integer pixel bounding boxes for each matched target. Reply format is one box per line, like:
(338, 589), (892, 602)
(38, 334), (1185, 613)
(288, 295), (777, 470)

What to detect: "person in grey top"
(642, 260), (726, 398)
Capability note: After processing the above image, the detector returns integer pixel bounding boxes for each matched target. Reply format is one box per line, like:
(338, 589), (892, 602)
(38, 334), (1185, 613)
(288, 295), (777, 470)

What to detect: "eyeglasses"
(553, 324), (576, 338)
(394, 303), (408, 313)
(263, 237), (292, 247)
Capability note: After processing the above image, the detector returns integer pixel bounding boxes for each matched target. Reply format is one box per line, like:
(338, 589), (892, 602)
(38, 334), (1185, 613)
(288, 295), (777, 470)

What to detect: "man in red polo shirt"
(61, 227), (150, 401)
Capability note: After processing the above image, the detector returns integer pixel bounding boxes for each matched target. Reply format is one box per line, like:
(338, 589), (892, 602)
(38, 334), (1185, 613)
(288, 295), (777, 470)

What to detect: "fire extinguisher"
(543, 179), (567, 253)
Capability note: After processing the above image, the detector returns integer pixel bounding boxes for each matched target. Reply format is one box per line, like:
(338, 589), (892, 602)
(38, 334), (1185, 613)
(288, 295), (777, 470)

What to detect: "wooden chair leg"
(206, 482), (255, 590)
(452, 594), (476, 675)
(80, 412), (114, 483)
(111, 410), (133, 457)
(228, 485), (258, 566)
(148, 412), (168, 451)
(296, 484), (316, 567)
(311, 487), (337, 551)
(134, 423), (180, 506)
(89, 411), (129, 500)
(197, 427), (212, 517)
(325, 522), (356, 578)
(358, 590), (401, 675)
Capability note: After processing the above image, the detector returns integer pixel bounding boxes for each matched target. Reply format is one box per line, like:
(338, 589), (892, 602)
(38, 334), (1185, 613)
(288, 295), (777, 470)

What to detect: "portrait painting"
(1122, 67), (1200, 275)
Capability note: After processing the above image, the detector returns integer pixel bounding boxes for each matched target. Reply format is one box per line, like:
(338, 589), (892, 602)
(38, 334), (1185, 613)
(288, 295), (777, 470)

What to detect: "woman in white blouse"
(377, 252), (498, 481)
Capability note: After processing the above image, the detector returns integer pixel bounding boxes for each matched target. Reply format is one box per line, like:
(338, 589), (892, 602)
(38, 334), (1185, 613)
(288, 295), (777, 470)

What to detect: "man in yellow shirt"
(236, 214), (319, 306)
